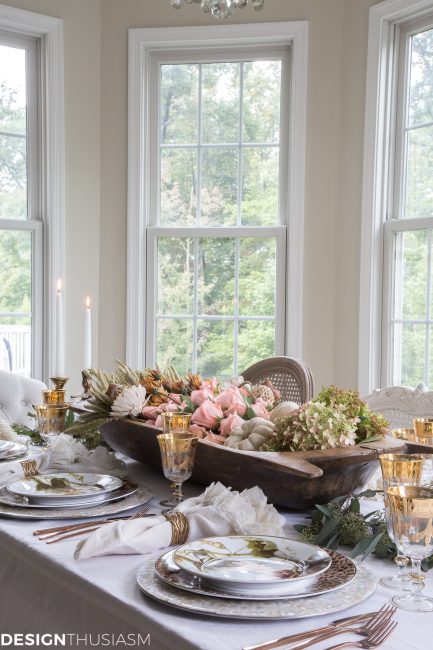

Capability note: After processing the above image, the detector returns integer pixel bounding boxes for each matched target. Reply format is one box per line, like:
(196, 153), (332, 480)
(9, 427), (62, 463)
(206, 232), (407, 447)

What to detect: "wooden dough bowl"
(101, 419), (405, 510)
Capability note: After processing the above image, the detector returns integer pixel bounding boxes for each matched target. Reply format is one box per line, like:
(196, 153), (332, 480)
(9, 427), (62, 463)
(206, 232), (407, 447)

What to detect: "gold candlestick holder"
(36, 377), (70, 443)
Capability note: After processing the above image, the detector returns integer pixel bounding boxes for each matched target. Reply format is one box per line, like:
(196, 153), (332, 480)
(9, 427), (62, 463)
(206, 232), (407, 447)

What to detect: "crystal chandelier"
(169, 0), (265, 22)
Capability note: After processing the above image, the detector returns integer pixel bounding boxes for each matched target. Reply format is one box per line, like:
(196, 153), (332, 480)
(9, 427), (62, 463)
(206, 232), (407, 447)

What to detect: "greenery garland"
(295, 490), (433, 571)
(12, 409), (107, 451)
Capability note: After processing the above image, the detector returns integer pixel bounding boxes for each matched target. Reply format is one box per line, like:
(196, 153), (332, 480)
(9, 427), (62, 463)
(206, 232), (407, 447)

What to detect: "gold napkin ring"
(165, 511), (189, 546)
(20, 459), (39, 478)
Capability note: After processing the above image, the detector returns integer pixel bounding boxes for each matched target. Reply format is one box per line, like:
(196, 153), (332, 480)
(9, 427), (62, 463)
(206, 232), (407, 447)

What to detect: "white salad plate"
(0, 486), (153, 520)
(173, 535), (332, 596)
(7, 472), (123, 506)
(0, 482), (138, 509)
(155, 548), (356, 601)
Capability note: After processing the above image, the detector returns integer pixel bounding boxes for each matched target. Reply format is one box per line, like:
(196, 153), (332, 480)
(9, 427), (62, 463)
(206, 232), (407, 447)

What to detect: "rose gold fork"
(280, 605), (396, 650)
(40, 504), (151, 544)
(243, 605), (396, 650)
(322, 618), (398, 650)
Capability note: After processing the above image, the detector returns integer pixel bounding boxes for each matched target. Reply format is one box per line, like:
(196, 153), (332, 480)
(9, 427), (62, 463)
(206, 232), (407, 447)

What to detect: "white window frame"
(360, 0), (433, 394)
(0, 4), (65, 382)
(127, 22), (308, 370)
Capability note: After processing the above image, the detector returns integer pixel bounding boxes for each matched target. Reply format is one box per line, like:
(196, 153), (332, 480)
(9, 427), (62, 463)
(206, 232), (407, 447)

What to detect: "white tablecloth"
(0, 460), (431, 650)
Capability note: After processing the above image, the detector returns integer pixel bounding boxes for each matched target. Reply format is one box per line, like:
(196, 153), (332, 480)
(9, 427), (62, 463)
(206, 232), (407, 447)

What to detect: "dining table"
(0, 457), (431, 650)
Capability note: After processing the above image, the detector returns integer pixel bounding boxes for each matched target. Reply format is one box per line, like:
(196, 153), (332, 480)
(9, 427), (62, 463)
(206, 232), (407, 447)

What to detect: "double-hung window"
(361, 1), (433, 392)
(128, 24), (308, 378)
(0, 31), (42, 377)
(384, 16), (433, 387)
(147, 48), (288, 377)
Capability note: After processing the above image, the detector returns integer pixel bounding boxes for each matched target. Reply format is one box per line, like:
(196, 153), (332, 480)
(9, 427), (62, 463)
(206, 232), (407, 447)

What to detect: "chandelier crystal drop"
(169, 0), (264, 21)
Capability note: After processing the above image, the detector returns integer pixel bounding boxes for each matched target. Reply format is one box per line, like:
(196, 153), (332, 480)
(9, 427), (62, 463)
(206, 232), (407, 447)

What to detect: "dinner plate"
(137, 557), (376, 620)
(7, 472), (123, 505)
(173, 535), (332, 595)
(155, 548), (357, 601)
(0, 481), (138, 509)
(0, 485), (153, 519)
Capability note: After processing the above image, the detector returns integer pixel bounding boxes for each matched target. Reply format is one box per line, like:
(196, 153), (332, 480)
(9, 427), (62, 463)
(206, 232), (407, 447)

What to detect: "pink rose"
(250, 398), (271, 419)
(204, 432), (226, 445)
(215, 386), (247, 416)
(188, 423), (207, 438)
(190, 389), (212, 406)
(201, 378), (219, 394)
(219, 413), (244, 437)
(191, 400), (223, 429)
(168, 393), (182, 405)
(141, 405), (160, 421)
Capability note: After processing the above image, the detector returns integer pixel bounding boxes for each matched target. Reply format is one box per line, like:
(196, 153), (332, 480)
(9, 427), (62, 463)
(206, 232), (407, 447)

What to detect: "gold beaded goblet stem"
(379, 453), (425, 590)
(157, 432), (198, 515)
(387, 485), (433, 612)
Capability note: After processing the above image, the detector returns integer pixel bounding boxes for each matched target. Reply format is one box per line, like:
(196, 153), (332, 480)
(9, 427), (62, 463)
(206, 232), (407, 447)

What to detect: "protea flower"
(110, 385), (148, 418)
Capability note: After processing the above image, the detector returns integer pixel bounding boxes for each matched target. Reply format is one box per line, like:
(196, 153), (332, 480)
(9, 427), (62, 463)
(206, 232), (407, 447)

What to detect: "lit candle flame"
(57, 278), (62, 293)
(85, 296), (91, 309)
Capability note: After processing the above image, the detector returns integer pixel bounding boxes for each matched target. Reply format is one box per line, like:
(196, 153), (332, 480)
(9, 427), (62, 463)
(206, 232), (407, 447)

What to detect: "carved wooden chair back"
(363, 384), (433, 428)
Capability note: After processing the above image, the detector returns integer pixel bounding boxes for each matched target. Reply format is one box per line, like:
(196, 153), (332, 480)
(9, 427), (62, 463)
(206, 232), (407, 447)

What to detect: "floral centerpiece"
(70, 364), (387, 452)
(71, 362), (276, 445)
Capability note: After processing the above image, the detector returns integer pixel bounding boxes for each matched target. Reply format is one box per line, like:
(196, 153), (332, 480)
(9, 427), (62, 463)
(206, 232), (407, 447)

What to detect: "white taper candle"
(84, 296), (92, 370)
(56, 279), (65, 376)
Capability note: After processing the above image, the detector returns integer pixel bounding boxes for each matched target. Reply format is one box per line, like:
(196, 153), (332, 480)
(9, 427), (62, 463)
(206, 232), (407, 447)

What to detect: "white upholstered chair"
(363, 383), (433, 429)
(0, 369), (46, 428)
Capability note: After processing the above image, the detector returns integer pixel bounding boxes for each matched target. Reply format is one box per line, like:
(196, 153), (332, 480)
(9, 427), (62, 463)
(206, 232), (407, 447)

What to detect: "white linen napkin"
(0, 450), (50, 487)
(74, 482), (285, 560)
(0, 413), (22, 443)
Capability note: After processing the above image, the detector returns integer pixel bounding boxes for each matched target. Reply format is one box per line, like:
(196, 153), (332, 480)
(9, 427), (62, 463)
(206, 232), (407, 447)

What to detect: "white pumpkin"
(269, 401), (299, 423)
(224, 417), (275, 450)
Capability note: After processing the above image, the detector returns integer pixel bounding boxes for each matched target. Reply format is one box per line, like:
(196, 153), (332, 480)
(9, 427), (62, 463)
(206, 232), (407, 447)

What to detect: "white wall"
(1, 0), (382, 393)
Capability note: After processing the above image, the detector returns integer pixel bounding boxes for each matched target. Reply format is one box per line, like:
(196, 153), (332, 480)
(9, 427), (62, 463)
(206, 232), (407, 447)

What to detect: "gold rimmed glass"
(413, 418), (433, 441)
(378, 453), (425, 590)
(387, 485), (433, 612)
(157, 432), (198, 514)
(35, 404), (68, 444)
(161, 412), (192, 434)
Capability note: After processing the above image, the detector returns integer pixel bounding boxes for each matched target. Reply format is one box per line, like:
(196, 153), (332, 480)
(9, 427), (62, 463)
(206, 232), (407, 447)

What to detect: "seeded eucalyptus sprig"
(294, 491), (433, 571)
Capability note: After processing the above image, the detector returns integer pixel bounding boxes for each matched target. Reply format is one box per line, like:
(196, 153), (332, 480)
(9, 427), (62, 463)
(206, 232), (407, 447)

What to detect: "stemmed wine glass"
(157, 429), (198, 514)
(387, 483), (433, 612)
(378, 453), (425, 590)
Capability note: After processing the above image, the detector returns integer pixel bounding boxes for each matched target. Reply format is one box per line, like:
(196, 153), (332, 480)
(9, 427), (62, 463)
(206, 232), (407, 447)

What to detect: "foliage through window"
(0, 33), (40, 377)
(385, 20), (433, 387)
(148, 51), (288, 377)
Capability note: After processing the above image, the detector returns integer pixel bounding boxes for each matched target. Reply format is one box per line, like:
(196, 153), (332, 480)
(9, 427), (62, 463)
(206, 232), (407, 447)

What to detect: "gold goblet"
(378, 453), (425, 590)
(160, 412), (192, 510)
(157, 432), (198, 514)
(387, 485), (433, 612)
(413, 418), (433, 441)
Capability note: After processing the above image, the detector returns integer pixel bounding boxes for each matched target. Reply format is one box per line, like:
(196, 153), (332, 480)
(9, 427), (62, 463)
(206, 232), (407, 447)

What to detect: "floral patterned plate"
(0, 481), (138, 509)
(155, 548), (356, 600)
(173, 536), (331, 595)
(0, 485), (152, 519)
(137, 557), (376, 620)
(7, 472), (123, 505)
